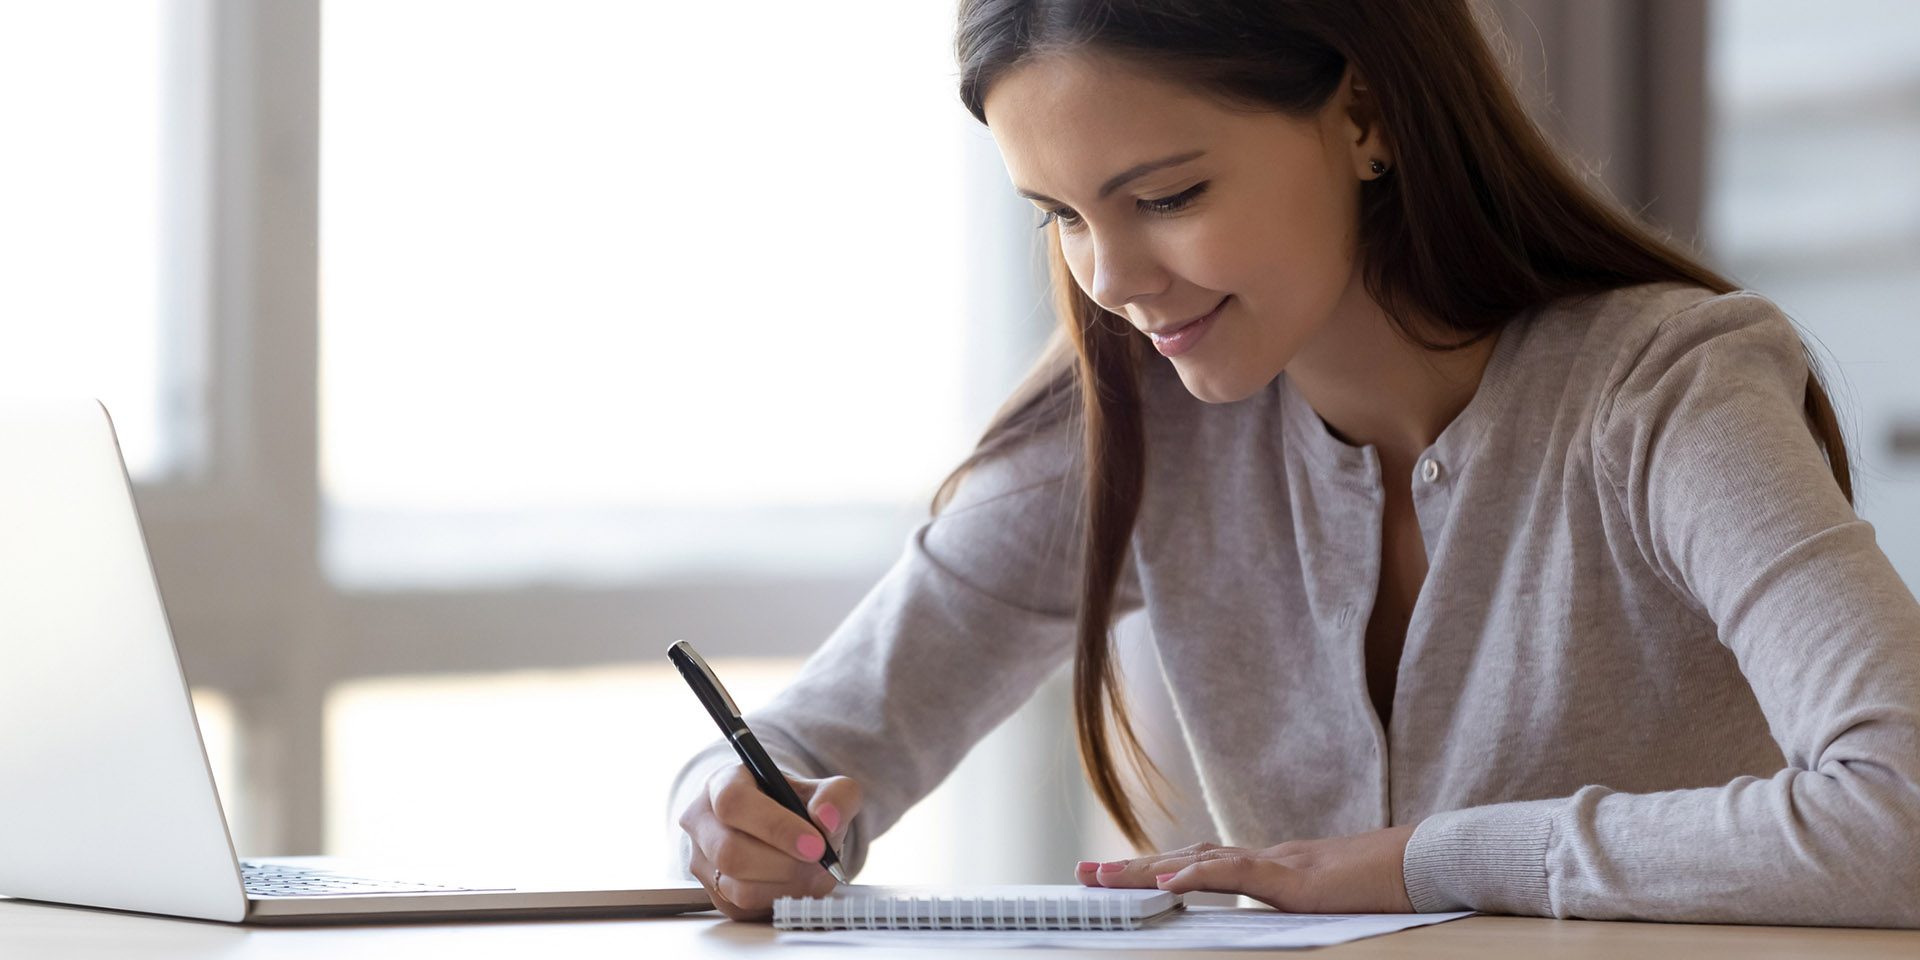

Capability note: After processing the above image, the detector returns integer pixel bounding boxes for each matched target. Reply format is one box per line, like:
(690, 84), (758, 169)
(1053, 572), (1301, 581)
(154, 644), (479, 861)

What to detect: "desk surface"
(3, 900), (1918, 958)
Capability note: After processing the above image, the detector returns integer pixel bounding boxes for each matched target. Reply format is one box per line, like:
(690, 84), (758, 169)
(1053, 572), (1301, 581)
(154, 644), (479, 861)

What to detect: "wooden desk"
(3, 899), (1918, 958)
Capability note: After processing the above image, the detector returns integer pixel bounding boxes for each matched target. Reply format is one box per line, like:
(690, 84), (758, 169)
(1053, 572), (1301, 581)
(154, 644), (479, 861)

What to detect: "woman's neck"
(1284, 278), (1501, 472)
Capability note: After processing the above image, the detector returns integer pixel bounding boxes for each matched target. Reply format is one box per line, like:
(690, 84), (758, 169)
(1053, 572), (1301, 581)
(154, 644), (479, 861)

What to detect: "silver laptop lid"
(0, 398), (247, 922)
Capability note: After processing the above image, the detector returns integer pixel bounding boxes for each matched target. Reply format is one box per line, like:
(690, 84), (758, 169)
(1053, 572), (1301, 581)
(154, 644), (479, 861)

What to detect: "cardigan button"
(1421, 458), (1443, 483)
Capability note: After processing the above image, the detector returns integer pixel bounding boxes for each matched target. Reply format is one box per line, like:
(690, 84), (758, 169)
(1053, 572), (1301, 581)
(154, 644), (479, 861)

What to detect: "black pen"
(668, 640), (851, 884)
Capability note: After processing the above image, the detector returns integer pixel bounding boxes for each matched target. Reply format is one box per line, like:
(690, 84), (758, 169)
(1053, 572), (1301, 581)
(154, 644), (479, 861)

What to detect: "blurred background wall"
(1, 0), (1914, 884)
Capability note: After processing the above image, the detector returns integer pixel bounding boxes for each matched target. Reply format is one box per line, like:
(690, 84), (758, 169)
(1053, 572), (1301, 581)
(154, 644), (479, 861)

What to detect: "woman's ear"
(1341, 68), (1394, 180)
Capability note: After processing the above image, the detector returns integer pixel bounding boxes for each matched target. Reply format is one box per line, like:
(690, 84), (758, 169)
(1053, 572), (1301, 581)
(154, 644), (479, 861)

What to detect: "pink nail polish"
(1155, 872), (1176, 885)
(797, 834), (825, 860)
(1098, 861), (1126, 873)
(1075, 861), (1099, 872)
(817, 802), (841, 834)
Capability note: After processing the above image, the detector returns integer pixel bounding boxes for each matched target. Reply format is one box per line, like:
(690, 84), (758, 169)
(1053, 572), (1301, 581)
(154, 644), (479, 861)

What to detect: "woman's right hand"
(679, 764), (863, 921)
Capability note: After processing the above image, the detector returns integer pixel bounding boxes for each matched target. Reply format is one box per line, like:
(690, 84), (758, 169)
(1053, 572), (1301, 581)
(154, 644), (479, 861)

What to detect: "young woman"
(671, 0), (1920, 927)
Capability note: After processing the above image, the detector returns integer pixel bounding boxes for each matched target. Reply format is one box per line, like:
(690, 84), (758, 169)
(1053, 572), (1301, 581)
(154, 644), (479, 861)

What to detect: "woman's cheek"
(1165, 226), (1251, 292)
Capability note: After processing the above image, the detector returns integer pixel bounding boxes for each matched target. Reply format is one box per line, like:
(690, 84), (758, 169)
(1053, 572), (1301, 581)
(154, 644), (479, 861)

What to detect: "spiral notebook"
(772, 884), (1182, 931)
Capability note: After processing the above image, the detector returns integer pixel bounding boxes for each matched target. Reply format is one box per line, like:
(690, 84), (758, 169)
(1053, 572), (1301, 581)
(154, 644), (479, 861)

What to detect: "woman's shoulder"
(1527, 279), (1751, 347)
(1530, 281), (1817, 480)
(1528, 280), (1806, 413)
(1542, 278), (1795, 360)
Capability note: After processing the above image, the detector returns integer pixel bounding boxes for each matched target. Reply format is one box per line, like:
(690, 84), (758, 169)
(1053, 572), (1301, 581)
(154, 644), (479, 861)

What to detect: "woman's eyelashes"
(1036, 181), (1211, 231)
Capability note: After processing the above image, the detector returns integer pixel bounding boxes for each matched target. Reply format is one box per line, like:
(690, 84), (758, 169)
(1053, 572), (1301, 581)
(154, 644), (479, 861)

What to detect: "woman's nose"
(1084, 233), (1168, 313)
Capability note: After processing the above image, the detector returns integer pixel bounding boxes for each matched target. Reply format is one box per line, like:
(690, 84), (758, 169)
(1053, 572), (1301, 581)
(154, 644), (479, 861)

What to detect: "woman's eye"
(1037, 208), (1082, 230)
(1143, 181), (1209, 214)
(1034, 181), (1210, 231)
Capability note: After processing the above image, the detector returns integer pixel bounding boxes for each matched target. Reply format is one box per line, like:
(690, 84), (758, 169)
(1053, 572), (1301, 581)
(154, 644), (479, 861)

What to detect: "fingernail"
(1075, 861), (1099, 872)
(1098, 861), (1126, 873)
(817, 802), (841, 834)
(1155, 872), (1176, 885)
(797, 834), (825, 860)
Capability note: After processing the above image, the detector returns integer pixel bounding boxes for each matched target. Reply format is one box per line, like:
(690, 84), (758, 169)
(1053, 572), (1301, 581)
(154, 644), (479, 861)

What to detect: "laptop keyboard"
(240, 861), (512, 898)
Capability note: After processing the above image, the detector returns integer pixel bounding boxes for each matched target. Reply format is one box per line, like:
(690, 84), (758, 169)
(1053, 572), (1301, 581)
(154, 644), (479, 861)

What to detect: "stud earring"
(1369, 158), (1388, 176)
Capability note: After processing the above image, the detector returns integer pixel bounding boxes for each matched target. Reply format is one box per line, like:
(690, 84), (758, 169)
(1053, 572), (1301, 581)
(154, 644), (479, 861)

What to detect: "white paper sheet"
(775, 905), (1476, 949)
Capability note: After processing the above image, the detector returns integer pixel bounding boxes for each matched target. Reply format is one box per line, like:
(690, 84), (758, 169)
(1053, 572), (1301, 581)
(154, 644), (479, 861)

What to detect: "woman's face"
(983, 52), (1381, 403)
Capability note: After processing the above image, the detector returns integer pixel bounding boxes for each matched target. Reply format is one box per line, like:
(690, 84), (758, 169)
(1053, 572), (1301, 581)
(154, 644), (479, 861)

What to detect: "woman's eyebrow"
(1015, 149), (1207, 205)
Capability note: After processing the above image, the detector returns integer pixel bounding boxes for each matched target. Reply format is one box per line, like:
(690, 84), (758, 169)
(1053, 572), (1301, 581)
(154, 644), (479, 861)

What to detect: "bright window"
(319, 1), (973, 587)
(324, 662), (959, 883)
(0, 4), (187, 480)
(190, 687), (241, 847)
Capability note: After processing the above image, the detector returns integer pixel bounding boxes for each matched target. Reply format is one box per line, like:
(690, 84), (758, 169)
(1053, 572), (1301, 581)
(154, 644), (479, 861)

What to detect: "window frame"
(138, 0), (1058, 858)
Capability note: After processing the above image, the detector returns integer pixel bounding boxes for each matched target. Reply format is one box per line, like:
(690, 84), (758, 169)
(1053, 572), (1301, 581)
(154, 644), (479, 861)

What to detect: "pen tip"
(829, 864), (851, 884)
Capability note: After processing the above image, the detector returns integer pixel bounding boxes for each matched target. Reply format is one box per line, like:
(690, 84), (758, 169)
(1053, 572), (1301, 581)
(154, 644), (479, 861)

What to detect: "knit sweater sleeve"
(1401, 290), (1920, 926)
(665, 419), (1127, 880)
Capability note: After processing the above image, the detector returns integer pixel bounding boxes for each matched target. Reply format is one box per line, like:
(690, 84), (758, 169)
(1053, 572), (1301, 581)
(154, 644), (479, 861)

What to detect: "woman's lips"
(1146, 296), (1228, 358)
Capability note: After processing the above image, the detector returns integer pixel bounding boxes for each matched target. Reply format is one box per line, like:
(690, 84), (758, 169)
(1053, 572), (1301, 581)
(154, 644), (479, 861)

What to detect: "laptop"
(0, 398), (714, 924)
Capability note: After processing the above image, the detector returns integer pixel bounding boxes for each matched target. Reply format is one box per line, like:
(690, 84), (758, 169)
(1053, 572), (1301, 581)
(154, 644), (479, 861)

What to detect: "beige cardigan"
(670, 281), (1920, 926)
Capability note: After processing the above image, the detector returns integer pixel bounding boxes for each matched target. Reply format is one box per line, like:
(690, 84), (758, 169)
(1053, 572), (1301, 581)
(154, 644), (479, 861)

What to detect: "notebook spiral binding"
(774, 891), (1141, 931)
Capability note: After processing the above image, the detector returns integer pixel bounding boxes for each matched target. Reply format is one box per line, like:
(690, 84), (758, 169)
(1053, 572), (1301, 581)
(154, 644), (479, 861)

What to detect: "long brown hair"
(944, 0), (1854, 850)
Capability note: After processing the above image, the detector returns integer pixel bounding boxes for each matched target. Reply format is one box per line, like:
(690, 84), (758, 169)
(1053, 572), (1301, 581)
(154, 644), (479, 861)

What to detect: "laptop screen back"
(0, 399), (246, 922)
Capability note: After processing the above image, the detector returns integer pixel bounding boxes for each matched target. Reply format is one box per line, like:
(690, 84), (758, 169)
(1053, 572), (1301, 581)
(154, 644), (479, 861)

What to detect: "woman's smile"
(1143, 295), (1229, 357)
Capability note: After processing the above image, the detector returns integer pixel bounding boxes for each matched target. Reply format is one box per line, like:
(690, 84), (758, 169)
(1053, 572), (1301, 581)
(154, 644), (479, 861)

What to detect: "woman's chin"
(1169, 360), (1269, 404)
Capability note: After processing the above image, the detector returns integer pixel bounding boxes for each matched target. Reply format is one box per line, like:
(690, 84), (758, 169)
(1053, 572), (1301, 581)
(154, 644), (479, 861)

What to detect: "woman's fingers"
(1085, 842), (1247, 888)
(685, 811), (829, 916)
(1156, 853), (1277, 899)
(1078, 826), (1418, 914)
(723, 867), (840, 908)
(687, 847), (762, 921)
(708, 766), (835, 864)
(800, 775), (863, 847)
(1077, 846), (1289, 908)
(695, 854), (832, 920)
(681, 766), (869, 917)
(683, 804), (818, 885)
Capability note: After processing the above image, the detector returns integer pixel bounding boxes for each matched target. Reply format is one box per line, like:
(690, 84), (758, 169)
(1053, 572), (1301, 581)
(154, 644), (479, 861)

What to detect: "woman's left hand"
(1075, 823), (1420, 914)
